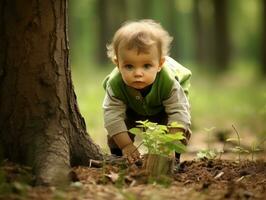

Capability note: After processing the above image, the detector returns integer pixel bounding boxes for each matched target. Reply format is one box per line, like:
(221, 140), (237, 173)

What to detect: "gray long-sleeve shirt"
(103, 80), (191, 138)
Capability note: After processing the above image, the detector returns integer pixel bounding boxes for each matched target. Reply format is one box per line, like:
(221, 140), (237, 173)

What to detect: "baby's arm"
(112, 132), (140, 163)
(163, 81), (191, 142)
(103, 86), (140, 163)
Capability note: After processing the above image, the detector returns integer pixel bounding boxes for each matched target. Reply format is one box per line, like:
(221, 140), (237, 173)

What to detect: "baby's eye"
(143, 64), (152, 69)
(124, 64), (133, 70)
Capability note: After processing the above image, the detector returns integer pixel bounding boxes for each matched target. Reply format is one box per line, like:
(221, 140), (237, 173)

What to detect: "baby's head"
(107, 19), (173, 63)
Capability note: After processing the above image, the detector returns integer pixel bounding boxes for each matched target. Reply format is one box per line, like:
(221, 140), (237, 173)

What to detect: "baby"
(103, 19), (191, 164)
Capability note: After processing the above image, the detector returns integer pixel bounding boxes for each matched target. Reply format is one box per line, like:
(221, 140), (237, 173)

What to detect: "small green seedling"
(229, 125), (249, 162)
(129, 120), (187, 178)
(250, 138), (265, 161)
(204, 127), (216, 150)
(129, 120), (187, 157)
(197, 127), (218, 160)
(197, 149), (218, 160)
(218, 141), (226, 160)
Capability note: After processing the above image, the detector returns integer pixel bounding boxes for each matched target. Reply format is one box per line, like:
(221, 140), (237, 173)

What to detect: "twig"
(89, 155), (127, 167)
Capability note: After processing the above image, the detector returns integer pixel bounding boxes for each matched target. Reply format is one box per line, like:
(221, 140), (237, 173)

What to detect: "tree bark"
(193, 0), (208, 66)
(165, 0), (180, 59)
(96, 0), (127, 65)
(0, 0), (103, 186)
(262, 0), (266, 75)
(213, 0), (230, 70)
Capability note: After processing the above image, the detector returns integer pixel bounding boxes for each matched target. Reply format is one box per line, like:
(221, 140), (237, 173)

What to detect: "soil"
(0, 158), (265, 200)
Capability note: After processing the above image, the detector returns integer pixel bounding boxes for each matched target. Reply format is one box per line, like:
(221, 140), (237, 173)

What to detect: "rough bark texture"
(262, 0), (266, 75)
(0, 0), (103, 185)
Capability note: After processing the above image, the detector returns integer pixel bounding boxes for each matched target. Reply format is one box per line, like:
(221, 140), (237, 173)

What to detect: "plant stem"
(131, 142), (144, 155)
(232, 125), (241, 162)
(219, 142), (226, 160)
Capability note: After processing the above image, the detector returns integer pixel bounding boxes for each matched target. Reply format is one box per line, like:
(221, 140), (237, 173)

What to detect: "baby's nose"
(134, 68), (143, 77)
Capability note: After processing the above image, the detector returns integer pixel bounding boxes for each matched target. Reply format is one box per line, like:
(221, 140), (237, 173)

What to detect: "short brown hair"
(107, 19), (173, 62)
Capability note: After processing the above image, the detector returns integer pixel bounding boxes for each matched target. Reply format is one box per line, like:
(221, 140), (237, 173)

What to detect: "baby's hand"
(169, 127), (190, 145)
(122, 143), (140, 164)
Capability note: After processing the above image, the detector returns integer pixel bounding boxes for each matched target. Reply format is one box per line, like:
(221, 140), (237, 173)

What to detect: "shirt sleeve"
(102, 85), (128, 137)
(163, 80), (191, 131)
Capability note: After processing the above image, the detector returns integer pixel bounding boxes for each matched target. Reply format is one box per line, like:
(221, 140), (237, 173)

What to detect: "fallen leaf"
(105, 171), (119, 183)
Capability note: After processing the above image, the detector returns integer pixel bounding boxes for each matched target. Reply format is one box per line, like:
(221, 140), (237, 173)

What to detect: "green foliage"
(250, 139), (265, 161)
(0, 169), (30, 197)
(114, 169), (127, 189)
(230, 125), (250, 162)
(196, 127), (218, 160)
(204, 127), (216, 149)
(226, 137), (248, 155)
(226, 126), (265, 161)
(129, 120), (186, 156)
(230, 145), (250, 155)
(197, 149), (218, 160)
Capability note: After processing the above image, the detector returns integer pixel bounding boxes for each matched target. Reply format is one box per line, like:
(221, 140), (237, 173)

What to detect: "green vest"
(103, 57), (191, 116)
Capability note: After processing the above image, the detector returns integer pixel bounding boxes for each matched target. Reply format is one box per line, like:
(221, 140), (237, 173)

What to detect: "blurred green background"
(69, 0), (266, 151)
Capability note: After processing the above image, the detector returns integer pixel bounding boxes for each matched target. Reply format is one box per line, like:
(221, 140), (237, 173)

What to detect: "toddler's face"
(116, 44), (164, 90)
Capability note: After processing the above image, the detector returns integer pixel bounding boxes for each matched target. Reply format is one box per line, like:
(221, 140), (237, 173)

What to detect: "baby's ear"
(160, 57), (165, 66)
(113, 57), (118, 66)
(158, 57), (165, 71)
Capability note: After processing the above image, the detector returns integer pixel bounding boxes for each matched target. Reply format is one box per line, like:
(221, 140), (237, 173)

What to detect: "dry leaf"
(105, 171), (120, 183)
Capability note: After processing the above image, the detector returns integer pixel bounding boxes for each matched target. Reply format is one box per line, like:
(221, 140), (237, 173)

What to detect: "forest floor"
(0, 131), (265, 200)
(0, 155), (265, 200)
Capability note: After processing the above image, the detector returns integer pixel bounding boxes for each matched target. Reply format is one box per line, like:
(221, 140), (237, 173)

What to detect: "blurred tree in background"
(213, 0), (230, 71)
(96, 0), (127, 64)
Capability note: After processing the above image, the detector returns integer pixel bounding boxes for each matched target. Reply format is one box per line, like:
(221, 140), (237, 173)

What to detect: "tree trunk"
(213, 0), (230, 70)
(193, 0), (208, 66)
(262, 0), (266, 75)
(96, 0), (127, 65)
(165, 0), (180, 60)
(137, 0), (153, 19)
(0, 0), (103, 186)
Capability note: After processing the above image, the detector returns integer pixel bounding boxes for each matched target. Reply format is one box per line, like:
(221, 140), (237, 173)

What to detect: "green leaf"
(159, 133), (185, 143)
(168, 122), (185, 129)
(129, 128), (142, 135)
(146, 121), (157, 127)
(130, 120), (187, 156)
(253, 148), (262, 152)
(226, 138), (240, 142)
(158, 125), (168, 132)
(204, 127), (216, 132)
(197, 149), (217, 160)
(165, 142), (186, 153)
(232, 146), (249, 153)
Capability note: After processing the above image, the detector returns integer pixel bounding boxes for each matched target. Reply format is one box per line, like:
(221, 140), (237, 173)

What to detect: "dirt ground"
(0, 130), (265, 200)
(0, 155), (265, 200)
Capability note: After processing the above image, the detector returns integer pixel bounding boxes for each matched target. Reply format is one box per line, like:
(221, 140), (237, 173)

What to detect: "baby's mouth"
(133, 80), (144, 83)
